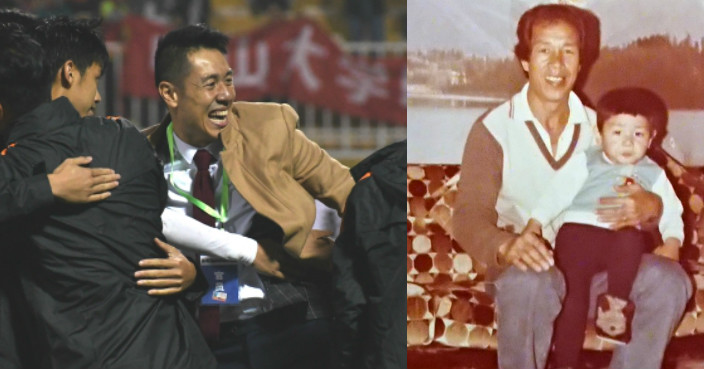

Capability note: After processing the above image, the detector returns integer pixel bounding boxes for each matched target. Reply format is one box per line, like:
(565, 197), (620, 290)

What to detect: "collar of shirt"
(172, 132), (223, 165)
(511, 82), (590, 127)
(8, 97), (80, 142)
(511, 82), (593, 157)
(598, 149), (645, 168)
(166, 129), (257, 251)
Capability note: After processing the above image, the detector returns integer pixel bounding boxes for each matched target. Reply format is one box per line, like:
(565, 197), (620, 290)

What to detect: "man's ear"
(521, 59), (530, 73)
(59, 60), (77, 88)
(158, 81), (178, 109)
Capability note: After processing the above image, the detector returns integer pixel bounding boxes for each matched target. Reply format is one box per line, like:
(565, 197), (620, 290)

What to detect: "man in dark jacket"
(33, 15), (198, 296)
(332, 140), (406, 369)
(0, 10), (121, 223)
(0, 23), (120, 369)
(0, 25), (216, 369)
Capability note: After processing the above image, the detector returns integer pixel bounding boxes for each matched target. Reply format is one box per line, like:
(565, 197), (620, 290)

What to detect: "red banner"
(115, 17), (406, 125)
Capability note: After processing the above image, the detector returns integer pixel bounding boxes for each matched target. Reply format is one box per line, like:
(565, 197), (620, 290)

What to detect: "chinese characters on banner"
(116, 16), (406, 125)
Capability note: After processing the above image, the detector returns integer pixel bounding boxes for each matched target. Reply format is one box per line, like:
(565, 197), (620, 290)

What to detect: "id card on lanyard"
(167, 123), (240, 306)
(200, 255), (239, 305)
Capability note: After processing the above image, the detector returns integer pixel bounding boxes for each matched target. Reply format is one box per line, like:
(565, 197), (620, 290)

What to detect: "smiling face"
(521, 20), (581, 107)
(171, 48), (235, 147)
(600, 113), (654, 165)
(64, 62), (102, 117)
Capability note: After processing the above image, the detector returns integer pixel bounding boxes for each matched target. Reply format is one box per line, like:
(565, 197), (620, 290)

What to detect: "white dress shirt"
(160, 133), (258, 264)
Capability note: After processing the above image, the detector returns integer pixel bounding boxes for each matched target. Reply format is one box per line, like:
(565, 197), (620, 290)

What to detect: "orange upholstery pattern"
(407, 154), (704, 350)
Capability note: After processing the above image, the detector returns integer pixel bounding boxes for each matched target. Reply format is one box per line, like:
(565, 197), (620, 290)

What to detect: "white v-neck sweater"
(453, 83), (597, 270)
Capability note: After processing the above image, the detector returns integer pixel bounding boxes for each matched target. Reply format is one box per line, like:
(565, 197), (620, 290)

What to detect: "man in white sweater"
(453, 4), (691, 369)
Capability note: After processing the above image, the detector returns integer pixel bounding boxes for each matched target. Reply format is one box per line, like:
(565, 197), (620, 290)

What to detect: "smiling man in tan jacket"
(143, 24), (353, 369)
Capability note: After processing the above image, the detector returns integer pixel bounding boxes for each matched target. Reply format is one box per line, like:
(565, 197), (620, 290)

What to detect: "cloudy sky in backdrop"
(408, 0), (704, 57)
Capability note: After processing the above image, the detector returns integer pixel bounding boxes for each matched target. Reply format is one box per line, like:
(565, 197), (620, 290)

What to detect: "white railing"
(98, 41), (406, 163)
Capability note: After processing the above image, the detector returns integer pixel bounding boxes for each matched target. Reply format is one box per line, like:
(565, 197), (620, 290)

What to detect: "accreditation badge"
(200, 255), (239, 305)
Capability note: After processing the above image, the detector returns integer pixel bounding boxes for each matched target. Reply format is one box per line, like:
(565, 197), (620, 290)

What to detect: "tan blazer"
(144, 102), (354, 274)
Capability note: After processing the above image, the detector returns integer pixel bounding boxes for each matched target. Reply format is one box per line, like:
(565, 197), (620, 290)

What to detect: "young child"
(523, 87), (684, 367)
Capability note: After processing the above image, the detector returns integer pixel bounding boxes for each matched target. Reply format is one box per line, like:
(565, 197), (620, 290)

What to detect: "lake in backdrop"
(408, 106), (704, 166)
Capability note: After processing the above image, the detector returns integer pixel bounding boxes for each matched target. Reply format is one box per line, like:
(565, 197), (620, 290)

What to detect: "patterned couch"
(407, 148), (704, 352)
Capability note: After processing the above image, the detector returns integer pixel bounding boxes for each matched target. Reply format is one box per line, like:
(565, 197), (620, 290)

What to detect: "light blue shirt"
(530, 147), (684, 245)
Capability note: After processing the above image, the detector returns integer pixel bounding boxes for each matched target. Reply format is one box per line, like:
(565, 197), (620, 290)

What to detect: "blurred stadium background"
(2, 0), (407, 165)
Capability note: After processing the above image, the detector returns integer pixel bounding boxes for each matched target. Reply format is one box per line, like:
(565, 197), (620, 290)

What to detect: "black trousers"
(211, 303), (332, 369)
(551, 223), (651, 367)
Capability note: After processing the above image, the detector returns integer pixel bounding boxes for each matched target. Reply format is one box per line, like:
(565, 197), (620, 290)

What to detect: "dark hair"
(514, 4), (590, 63)
(0, 23), (51, 121)
(596, 87), (668, 139)
(0, 24), (51, 124)
(34, 16), (109, 79)
(154, 24), (229, 88)
(0, 8), (39, 31)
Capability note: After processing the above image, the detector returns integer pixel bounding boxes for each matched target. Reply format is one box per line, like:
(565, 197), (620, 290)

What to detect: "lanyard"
(166, 122), (229, 225)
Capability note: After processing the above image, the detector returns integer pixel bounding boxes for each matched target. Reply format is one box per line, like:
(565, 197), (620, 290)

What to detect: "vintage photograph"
(407, 1), (704, 368)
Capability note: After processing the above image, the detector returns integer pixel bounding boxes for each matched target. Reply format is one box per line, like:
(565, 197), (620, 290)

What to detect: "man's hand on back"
(48, 156), (120, 203)
(135, 238), (196, 295)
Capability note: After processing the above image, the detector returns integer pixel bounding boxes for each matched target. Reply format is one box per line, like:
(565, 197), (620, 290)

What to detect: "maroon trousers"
(550, 223), (652, 367)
